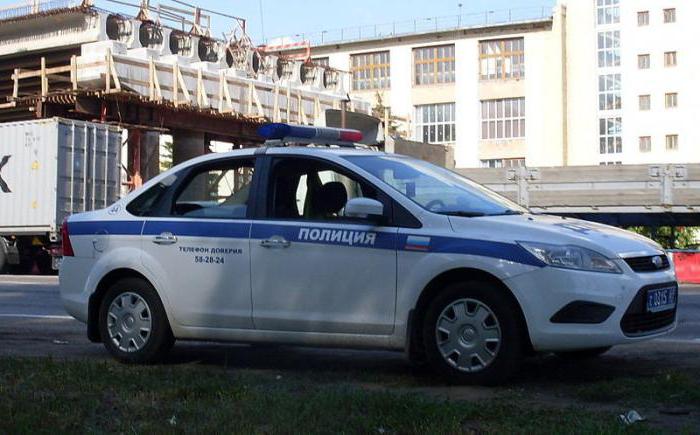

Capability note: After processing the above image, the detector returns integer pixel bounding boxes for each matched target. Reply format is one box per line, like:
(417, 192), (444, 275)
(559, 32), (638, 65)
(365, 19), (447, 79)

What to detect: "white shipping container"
(0, 118), (122, 238)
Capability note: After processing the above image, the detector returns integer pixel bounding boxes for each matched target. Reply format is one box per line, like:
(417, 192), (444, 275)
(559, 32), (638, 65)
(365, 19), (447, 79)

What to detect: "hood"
(448, 213), (664, 259)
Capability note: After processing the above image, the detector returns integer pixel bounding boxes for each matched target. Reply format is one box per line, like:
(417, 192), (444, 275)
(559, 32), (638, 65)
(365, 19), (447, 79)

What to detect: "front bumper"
(504, 264), (677, 352)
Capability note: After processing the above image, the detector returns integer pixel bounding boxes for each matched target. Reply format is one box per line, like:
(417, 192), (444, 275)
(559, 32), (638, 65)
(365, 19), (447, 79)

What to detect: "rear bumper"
(58, 257), (94, 323)
(505, 265), (677, 352)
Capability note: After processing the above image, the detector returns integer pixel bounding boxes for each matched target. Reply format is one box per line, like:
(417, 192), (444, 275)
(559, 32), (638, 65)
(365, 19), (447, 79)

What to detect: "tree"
(160, 141), (174, 173)
(627, 226), (698, 249)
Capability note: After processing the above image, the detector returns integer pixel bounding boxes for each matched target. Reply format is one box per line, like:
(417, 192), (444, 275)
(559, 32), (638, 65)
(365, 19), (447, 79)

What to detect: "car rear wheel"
(99, 277), (174, 363)
(555, 346), (612, 360)
(422, 281), (524, 385)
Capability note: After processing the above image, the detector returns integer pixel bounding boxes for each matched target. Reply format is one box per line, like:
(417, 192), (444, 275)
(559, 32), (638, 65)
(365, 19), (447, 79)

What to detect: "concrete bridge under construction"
(0, 0), (369, 188)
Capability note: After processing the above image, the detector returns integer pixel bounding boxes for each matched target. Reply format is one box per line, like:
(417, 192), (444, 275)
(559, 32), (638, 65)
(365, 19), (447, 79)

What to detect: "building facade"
(280, 0), (699, 168)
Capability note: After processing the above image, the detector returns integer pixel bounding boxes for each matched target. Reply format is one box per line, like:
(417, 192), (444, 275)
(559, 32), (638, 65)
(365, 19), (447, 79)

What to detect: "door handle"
(153, 232), (177, 245)
(260, 236), (291, 249)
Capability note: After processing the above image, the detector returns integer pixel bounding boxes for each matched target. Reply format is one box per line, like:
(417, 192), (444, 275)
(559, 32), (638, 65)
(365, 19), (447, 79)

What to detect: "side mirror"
(344, 197), (384, 219)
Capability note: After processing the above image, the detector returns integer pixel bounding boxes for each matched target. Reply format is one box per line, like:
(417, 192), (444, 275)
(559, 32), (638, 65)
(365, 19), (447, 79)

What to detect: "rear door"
(139, 157), (256, 329)
(250, 156), (398, 335)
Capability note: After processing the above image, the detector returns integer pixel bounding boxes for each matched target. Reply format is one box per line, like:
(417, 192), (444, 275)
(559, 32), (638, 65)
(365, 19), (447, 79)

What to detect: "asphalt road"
(0, 275), (698, 365)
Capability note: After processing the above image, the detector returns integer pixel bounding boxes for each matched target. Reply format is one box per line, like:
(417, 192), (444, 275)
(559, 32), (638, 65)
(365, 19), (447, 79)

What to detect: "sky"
(1, 0), (555, 44)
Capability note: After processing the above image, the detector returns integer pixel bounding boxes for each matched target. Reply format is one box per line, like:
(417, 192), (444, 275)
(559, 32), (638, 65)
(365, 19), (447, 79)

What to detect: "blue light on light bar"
(257, 123), (363, 143)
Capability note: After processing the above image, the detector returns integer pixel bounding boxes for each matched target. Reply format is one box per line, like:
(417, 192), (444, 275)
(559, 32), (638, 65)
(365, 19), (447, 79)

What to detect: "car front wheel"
(98, 277), (174, 363)
(422, 281), (525, 385)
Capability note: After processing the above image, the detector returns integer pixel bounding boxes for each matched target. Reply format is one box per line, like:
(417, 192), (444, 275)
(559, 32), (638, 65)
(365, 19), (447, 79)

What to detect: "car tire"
(422, 280), (525, 385)
(98, 277), (174, 364)
(555, 346), (612, 360)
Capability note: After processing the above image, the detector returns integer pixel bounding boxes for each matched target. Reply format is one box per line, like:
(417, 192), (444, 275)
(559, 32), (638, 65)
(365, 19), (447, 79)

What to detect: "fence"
(266, 6), (553, 47)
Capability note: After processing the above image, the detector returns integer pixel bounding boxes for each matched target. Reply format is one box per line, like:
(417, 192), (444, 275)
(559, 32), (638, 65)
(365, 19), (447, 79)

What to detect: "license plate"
(646, 287), (677, 313)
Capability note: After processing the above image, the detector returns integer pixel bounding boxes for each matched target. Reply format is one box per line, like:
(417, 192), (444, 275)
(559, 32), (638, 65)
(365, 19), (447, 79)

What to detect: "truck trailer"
(0, 118), (122, 274)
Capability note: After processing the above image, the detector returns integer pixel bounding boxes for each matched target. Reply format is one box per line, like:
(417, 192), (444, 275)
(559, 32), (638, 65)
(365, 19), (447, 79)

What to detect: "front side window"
(172, 159), (254, 219)
(479, 38), (525, 80)
(415, 103), (456, 144)
(481, 98), (525, 140)
(414, 45), (455, 85)
(597, 31), (620, 67)
(267, 157), (379, 222)
(345, 155), (525, 216)
(351, 51), (390, 91)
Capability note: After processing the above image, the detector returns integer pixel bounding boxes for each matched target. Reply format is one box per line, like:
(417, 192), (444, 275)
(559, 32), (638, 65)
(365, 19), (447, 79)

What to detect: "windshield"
(344, 155), (527, 217)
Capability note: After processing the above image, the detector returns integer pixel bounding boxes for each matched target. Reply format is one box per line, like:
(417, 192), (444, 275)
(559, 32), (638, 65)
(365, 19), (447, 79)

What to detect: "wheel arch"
(406, 267), (534, 361)
(87, 268), (153, 342)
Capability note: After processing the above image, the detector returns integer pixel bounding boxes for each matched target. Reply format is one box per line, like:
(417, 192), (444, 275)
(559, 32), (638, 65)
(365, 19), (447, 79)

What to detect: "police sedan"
(59, 123), (677, 384)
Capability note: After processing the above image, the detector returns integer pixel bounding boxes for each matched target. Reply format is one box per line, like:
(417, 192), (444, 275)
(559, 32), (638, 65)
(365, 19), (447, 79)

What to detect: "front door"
(251, 156), (398, 335)
(140, 157), (256, 329)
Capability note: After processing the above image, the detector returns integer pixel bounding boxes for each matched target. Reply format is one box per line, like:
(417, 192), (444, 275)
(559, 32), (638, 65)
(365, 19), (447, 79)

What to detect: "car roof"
(182, 146), (385, 167)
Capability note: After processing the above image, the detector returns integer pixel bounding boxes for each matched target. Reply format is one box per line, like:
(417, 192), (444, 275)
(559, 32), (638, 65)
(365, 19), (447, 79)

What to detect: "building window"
(313, 57), (329, 67)
(480, 158), (526, 169)
(599, 117), (622, 154)
(663, 8), (676, 24)
(597, 0), (620, 25)
(480, 98), (525, 140)
(414, 45), (455, 85)
(478, 38), (525, 80)
(638, 54), (650, 69)
(664, 51), (677, 67)
(598, 74), (621, 110)
(638, 11), (649, 26)
(639, 136), (651, 152)
(597, 31), (620, 68)
(639, 95), (651, 111)
(665, 92), (678, 108)
(666, 134), (679, 150)
(600, 161), (622, 166)
(415, 103), (456, 144)
(350, 51), (390, 91)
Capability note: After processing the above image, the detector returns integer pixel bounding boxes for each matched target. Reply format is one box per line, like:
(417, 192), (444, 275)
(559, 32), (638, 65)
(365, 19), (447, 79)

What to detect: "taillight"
(61, 221), (74, 257)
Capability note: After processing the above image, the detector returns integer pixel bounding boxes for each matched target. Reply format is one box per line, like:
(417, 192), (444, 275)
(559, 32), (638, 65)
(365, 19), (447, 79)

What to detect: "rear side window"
(126, 183), (168, 216)
(172, 158), (255, 219)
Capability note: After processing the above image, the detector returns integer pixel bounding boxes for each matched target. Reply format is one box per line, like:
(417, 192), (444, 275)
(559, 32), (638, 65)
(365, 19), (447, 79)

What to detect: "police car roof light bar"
(257, 123), (364, 147)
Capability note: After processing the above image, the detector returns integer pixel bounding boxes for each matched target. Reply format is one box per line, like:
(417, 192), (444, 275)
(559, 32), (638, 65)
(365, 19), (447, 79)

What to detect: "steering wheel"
(424, 199), (446, 212)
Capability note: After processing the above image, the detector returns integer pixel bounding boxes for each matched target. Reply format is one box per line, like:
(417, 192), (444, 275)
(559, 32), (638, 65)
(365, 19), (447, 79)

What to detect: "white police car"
(59, 123), (677, 384)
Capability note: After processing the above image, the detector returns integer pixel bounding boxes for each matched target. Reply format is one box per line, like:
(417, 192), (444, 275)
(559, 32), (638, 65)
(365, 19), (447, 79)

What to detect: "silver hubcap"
(435, 298), (501, 372)
(107, 292), (152, 353)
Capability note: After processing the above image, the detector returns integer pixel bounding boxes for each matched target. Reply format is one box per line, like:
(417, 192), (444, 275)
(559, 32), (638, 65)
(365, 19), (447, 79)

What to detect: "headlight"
(518, 241), (622, 274)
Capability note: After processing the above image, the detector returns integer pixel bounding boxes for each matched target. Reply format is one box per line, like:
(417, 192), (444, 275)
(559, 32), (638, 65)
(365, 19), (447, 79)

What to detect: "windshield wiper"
(488, 209), (524, 216)
(436, 211), (487, 217)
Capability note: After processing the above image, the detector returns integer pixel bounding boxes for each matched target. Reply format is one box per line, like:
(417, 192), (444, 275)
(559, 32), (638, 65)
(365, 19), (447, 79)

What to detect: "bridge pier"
(172, 130), (209, 166)
(126, 129), (160, 189)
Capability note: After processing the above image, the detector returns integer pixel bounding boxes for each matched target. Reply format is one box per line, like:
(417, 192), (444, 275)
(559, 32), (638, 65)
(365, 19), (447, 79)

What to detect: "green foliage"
(160, 141), (174, 172)
(627, 226), (698, 249)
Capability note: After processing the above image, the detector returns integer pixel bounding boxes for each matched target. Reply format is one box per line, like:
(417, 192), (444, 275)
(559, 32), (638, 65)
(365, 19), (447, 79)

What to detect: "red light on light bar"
(339, 130), (363, 142)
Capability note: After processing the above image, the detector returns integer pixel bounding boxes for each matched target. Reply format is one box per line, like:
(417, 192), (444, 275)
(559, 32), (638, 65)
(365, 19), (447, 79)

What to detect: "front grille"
(624, 254), (670, 272)
(620, 283), (677, 336)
